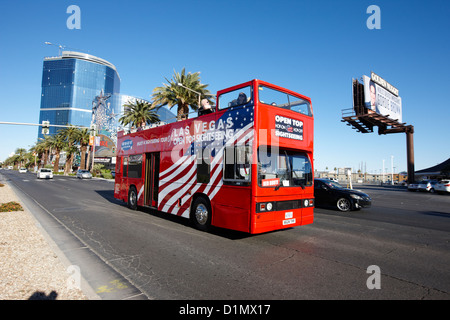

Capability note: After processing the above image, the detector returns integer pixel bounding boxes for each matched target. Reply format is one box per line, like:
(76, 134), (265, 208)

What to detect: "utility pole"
(391, 155), (394, 185)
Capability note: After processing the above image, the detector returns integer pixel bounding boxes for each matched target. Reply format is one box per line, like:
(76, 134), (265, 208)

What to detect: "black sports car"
(314, 178), (371, 212)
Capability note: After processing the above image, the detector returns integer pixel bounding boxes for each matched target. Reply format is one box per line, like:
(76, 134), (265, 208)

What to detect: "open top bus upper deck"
(117, 79), (313, 155)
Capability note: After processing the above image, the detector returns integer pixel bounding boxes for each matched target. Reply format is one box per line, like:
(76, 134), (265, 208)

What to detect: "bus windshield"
(258, 147), (312, 188)
(258, 85), (311, 116)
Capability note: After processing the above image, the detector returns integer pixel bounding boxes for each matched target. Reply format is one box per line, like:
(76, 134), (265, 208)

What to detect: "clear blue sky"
(0, 0), (449, 173)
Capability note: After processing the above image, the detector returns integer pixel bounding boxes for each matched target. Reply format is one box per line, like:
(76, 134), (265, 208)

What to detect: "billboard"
(94, 134), (116, 157)
(363, 72), (402, 123)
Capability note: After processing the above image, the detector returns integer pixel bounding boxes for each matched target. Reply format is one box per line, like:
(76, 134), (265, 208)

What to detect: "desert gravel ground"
(0, 180), (89, 300)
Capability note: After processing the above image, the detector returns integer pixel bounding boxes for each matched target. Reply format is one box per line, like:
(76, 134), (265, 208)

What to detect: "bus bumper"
(251, 199), (314, 234)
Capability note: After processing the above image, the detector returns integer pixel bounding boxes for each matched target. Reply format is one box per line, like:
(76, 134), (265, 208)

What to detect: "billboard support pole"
(406, 126), (415, 184)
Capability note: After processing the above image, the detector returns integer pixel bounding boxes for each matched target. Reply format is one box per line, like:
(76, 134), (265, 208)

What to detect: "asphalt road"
(2, 169), (450, 301)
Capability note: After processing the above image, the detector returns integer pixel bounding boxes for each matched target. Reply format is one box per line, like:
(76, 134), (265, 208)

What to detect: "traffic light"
(41, 121), (50, 135)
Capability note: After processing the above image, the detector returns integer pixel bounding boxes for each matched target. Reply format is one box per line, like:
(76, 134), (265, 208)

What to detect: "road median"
(0, 179), (88, 300)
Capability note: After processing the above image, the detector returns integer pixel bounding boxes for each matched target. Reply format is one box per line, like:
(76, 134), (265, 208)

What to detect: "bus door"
(119, 156), (128, 201)
(144, 152), (160, 207)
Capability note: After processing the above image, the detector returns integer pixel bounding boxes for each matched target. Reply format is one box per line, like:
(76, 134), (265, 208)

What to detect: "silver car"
(76, 169), (92, 179)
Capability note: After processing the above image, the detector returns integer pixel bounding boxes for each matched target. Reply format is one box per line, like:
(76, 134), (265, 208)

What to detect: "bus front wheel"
(191, 197), (212, 231)
(128, 186), (138, 210)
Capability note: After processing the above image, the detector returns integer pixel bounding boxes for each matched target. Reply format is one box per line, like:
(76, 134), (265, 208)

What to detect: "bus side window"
(223, 145), (251, 184)
(123, 157), (128, 178)
(116, 157), (121, 175)
(196, 147), (210, 184)
(128, 154), (143, 178)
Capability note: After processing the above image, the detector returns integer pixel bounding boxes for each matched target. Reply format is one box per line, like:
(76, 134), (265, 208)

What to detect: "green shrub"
(101, 170), (113, 179)
(91, 164), (104, 177)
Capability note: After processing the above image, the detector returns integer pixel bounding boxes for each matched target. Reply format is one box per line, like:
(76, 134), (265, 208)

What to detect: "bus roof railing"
(119, 108), (211, 135)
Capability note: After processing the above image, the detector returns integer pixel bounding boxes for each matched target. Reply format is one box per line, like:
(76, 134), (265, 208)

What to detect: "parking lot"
(407, 179), (450, 194)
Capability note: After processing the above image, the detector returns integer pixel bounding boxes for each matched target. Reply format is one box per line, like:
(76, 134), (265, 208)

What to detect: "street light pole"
(45, 41), (65, 55)
(44, 42), (86, 56)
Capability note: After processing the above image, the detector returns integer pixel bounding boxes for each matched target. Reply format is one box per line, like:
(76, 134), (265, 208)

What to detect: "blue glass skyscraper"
(38, 51), (120, 139)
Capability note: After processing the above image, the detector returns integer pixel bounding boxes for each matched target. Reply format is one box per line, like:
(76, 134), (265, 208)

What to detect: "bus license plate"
(283, 218), (296, 225)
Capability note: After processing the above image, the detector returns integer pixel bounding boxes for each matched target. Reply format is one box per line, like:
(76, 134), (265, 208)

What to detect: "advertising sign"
(274, 115), (303, 141)
(363, 73), (402, 123)
(121, 139), (133, 151)
(95, 134), (116, 157)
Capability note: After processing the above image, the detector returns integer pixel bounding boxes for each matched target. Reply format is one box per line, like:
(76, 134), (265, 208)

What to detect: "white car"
(76, 169), (92, 179)
(418, 180), (438, 192)
(37, 168), (53, 179)
(19, 167), (27, 173)
(408, 181), (419, 191)
(435, 180), (450, 194)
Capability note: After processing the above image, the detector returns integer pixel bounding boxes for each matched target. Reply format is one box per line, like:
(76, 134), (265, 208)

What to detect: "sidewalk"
(0, 180), (88, 300)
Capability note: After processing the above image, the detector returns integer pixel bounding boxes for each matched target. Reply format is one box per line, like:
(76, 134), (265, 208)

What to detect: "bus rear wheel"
(191, 197), (212, 231)
(128, 186), (138, 210)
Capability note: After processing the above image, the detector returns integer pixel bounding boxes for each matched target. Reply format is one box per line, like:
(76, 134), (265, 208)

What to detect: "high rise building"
(38, 51), (121, 139)
(37, 50), (177, 169)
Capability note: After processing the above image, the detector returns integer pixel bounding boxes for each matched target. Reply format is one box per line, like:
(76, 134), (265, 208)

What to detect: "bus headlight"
(259, 202), (273, 211)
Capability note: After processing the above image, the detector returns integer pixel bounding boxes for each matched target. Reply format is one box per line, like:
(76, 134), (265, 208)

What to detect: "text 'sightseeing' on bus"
(114, 80), (314, 234)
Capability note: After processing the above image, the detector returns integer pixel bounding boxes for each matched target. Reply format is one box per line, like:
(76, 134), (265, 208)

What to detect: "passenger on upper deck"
(229, 92), (248, 107)
(198, 98), (214, 116)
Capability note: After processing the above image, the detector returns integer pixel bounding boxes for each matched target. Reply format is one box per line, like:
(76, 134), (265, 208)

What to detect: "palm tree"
(15, 148), (27, 167)
(28, 145), (38, 171)
(35, 136), (52, 168)
(8, 154), (20, 169)
(23, 149), (35, 170)
(152, 68), (214, 121)
(119, 99), (160, 129)
(75, 128), (90, 170)
(59, 125), (78, 175)
(47, 132), (66, 173)
(34, 140), (45, 168)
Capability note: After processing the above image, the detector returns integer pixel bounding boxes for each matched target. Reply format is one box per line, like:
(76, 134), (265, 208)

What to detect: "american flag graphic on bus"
(157, 106), (254, 217)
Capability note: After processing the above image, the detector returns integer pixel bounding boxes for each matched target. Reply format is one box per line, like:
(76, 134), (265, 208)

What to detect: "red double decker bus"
(114, 79), (314, 234)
